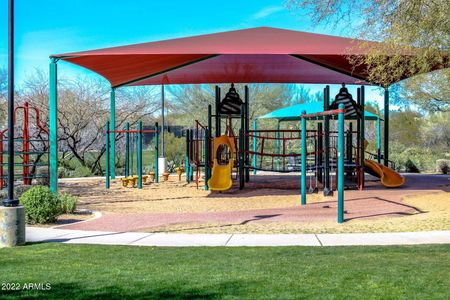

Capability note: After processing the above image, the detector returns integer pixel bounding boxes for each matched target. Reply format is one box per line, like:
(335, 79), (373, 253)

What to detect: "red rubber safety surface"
(59, 174), (449, 232)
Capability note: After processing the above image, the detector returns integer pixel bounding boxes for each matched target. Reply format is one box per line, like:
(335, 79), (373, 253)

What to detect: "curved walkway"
(27, 227), (450, 247)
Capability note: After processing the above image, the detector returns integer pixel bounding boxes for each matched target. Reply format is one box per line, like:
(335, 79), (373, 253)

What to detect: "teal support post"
(110, 88), (116, 179)
(377, 118), (381, 163)
(300, 111), (307, 205)
(137, 121), (143, 189)
(252, 119), (257, 175)
(337, 104), (345, 223)
(136, 120), (142, 190)
(185, 129), (190, 183)
(276, 120), (281, 171)
(105, 121), (110, 189)
(125, 122), (130, 177)
(154, 122), (159, 183)
(49, 58), (58, 193)
(384, 87), (389, 166)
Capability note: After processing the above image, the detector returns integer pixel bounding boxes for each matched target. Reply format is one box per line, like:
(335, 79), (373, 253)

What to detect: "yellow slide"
(207, 135), (234, 191)
(364, 159), (405, 188)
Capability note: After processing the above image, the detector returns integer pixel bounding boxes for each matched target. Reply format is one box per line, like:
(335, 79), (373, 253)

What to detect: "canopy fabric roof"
(51, 27), (391, 88)
(257, 101), (380, 121)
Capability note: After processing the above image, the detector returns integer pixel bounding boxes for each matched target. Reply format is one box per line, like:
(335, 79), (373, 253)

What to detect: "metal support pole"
(347, 122), (353, 167)
(185, 130), (190, 183)
(125, 122), (130, 177)
(204, 128), (210, 191)
(244, 86), (250, 182)
(161, 85), (165, 159)
(276, 120), (281, 171)
(360, 86), (365, 189)
(109, 88), (116, 179)
(49, 58), (58, 194)
(105, 121), (110, 189)
(137, 121), (143, 189)
(154, 122), (159, 183)
(252, 119), (257, 175)
(377, 118), (381, 163)
(239, 104), (245, 189)
(189, 129), (194, 181)
(4, 0), (18, 206)
(317, 122), (323, 183)
(337, 104), (345, 223)
(323, 86), (332, 196)
(384, 87), (389, 166)
(301, 111), (307, 205)
(215, 86), (221, 137)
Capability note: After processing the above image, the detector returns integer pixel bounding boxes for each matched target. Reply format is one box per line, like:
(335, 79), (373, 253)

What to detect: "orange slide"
(207, 135), (234, 191)
(364, 159), (405, 188)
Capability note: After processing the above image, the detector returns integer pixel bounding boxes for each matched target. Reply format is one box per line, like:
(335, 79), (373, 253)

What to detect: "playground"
(2, 27), (448, 233)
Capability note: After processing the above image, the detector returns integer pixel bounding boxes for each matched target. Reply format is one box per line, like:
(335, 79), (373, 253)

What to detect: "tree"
(20, 70), (160, 175)
(394, 69), (450, 112)
(286, 0), (449, 86)
(169, 83), (292, 127)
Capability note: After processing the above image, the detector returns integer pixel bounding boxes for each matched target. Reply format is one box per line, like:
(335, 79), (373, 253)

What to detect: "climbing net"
(244, 129), (320, 172)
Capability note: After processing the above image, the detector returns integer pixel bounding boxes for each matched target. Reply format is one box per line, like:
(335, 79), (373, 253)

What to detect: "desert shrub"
(405, 159), (420, 173)
(74, 166), (93, 177)
(436, 159), (449, 174)
(35, 167), (50, 185)
(58, 193), (77, 214)
(19, 186), (60, 224)
(164, 133), (185, 172)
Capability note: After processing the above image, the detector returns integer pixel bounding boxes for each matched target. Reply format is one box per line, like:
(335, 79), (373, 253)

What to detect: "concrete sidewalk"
(26, 227), (450, 247)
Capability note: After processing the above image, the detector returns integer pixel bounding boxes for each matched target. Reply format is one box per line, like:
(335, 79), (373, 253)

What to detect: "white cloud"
(251, 6), (284, 20)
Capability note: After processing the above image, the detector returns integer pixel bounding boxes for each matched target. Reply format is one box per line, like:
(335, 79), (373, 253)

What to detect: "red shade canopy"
(51, 27), (419, 88)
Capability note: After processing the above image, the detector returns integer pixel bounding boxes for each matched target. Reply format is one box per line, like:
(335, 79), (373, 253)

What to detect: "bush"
(19, 186), (61, 224)
(405, 159), (420, 173)
(58, 193), (77, 214)
(74, 166), (93, 177)
(436, 159), (450, 174)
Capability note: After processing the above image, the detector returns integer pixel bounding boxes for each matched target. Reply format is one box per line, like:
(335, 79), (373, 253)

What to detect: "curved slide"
(208, 135), (234, 191)
(364, 159), (405, 188)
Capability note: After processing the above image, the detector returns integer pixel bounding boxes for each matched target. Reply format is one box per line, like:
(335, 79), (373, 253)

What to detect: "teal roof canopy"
(257, 101), (381, 121)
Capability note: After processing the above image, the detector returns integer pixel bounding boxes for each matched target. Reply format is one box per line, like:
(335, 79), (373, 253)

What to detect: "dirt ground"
(57, 173), (450, 233)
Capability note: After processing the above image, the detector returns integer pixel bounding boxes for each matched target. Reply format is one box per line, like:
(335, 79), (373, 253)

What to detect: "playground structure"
(0, 102), (49, 189)
(105, 121), (159, 189)
(186, 84), (404, 196)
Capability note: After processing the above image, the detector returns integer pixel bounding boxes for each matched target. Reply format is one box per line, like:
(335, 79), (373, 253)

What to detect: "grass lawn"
(0, 244), (449, 299)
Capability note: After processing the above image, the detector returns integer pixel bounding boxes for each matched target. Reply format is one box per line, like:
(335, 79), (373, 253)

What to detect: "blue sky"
(0, 0), (385, 104)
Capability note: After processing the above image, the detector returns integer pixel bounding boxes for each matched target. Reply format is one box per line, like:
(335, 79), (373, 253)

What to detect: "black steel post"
(239, 104), (245, 189)
(4, 0), (18, 207)
(215, 86), (221, 137)
(347, 122), (353, 166)
(360, 86), (365, 188)
(244, 86), (250, 182)
(384, 87), (389, 167)
(317, 122), (323, 183)
(323, 86), (332, 196)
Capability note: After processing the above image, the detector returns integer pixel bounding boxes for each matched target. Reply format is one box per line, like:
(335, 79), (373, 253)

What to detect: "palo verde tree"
(286, 0), (449, 91)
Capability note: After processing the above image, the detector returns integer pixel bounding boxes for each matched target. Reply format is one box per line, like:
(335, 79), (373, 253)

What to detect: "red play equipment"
(0, 102), (49, 189)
